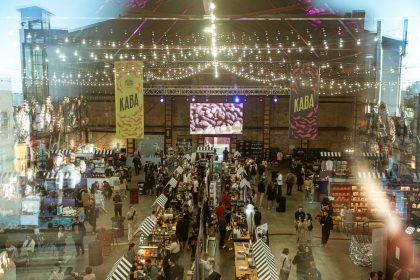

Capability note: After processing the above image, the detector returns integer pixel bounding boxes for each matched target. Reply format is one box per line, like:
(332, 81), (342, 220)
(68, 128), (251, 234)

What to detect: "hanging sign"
(115, 61), (144, 138)
(289, 63), (320, 140)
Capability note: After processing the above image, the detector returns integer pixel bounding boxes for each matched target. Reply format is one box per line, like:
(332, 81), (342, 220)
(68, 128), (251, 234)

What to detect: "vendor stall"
(233, 242), (257, 280)
(252, 239), (279, 280)
(106, 256), (132, 280)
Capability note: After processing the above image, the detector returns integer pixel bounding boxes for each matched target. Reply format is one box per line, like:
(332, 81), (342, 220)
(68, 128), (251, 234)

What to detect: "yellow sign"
(114, 61), (144, 138)
(14, 144), (27, 174)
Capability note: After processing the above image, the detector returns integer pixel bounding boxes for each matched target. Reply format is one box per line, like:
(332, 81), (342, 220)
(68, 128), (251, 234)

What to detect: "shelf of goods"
(386, 184), (420, 224)
(236, 141), (264, 159)
(137, 246), (160, 266)
(330, 182), (380, 220)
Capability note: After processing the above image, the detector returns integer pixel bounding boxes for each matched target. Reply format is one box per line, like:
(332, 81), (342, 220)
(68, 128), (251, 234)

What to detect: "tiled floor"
(13, 170), (371, 279)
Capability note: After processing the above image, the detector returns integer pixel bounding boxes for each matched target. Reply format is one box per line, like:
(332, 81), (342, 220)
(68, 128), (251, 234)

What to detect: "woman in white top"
(55, 225), (67, 261)
(279, 248), (292, 280)
(21, 235), (36, 256)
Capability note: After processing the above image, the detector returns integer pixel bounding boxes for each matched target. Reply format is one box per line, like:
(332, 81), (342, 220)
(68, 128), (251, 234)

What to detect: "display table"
(234, 242), (258, 280)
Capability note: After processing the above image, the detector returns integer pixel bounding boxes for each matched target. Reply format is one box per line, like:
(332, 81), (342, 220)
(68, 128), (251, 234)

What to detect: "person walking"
(72, 224), (85, 256)
(215, 202), (225, 219)
(254, 207), (262, 228)
(279, 248), (292, 280)
(297, 166), (305, 192)
(133, 154), (141, 176)
(292, 245), (310, 280)
(285, 172), (295, 196)
(294, 206), (306, 222)
(257, 177), (266, 208)
(126, 243), (136, 264)
(306, 213), (314, 244)
(166, 234), (181, 261)
(250, 162), (258, 189)
(276, 171), (283, 197)
(175, 214), (189, 250)
(296, 216), (307, 245)
(218, 214), (228, 249)
(320, 211), (334, 247)
(167, 257), (184, 280)
(87, 198), (97, 233)
(223, 147), (229, 162)
(55, 225), (67, 261)
(192, 176), (199, 206)
(126, 205), (138, 242)
(266, 181), (276, 210)
(304, 176), (314, 201)
(119, 174), (127, 196)
(112, 192), (123, 217)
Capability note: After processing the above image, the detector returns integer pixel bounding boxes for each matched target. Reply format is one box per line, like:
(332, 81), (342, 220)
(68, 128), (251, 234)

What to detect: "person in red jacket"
(221, 191), (231, 211)
(215, 202), (225, 218)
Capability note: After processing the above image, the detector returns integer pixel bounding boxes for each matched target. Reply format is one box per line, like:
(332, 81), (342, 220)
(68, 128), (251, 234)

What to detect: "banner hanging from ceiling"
(289, 63), (320, 140)
(114, 61), (144, 139)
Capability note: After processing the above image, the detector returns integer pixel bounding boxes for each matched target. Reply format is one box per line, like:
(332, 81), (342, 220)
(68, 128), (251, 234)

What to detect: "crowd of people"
(4, 148), (412, 280)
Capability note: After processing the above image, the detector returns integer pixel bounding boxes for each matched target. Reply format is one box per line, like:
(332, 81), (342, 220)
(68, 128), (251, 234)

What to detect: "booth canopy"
(166, 177), (178, 189)
(153, 193), (168, 209)
(252, 239), (279, 280)
(133, 216), (156, 237)
(196, 146), (215, 154)
(106, 256), (132, 280)
(94, 150), (114, 156)
(174, 166), (184, 175)
(320, 152), (341, 159)
(240, 178), (251, 189)
(362, 152), (384, 160)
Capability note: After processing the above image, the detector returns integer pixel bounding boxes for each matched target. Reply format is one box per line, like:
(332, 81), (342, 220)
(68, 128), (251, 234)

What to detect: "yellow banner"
(114, 61), (144, 139)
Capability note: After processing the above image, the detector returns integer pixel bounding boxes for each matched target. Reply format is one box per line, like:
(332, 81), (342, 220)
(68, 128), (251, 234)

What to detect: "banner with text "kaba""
(289, 63), (320, 140)
(114, 61), (144, 139)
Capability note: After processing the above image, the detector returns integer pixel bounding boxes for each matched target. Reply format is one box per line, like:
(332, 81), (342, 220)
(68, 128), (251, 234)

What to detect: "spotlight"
(205, 96), (209, 102)
(273, 96), (278, 103)
(259, 97), (263, 102)
(159, 96), (164, 103)
(234, 96), (240, 103)
(191, 96), (196, 102)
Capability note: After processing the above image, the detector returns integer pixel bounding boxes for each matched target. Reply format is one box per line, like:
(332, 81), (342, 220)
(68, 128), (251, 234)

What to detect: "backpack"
(286, 174), (294, 184)
(251, 165), (257, 176)
(308, 220), (313, 231)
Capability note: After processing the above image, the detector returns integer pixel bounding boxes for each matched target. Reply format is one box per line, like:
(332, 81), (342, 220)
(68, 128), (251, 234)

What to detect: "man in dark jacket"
(295, 206), (306, 222)
(254, 207), (262, 227)
(320, 211), (334, 247)
(218, 214), (227, 249)
(175, 215), (189, 250)
(292, 245), (310, 280)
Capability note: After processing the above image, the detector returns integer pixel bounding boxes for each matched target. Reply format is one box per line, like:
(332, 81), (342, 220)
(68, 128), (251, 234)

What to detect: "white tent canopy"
(106, 256), (132, 280)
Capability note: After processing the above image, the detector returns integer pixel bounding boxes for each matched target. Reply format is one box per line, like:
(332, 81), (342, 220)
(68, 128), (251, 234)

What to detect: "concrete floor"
(14, 170), (371, 279)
